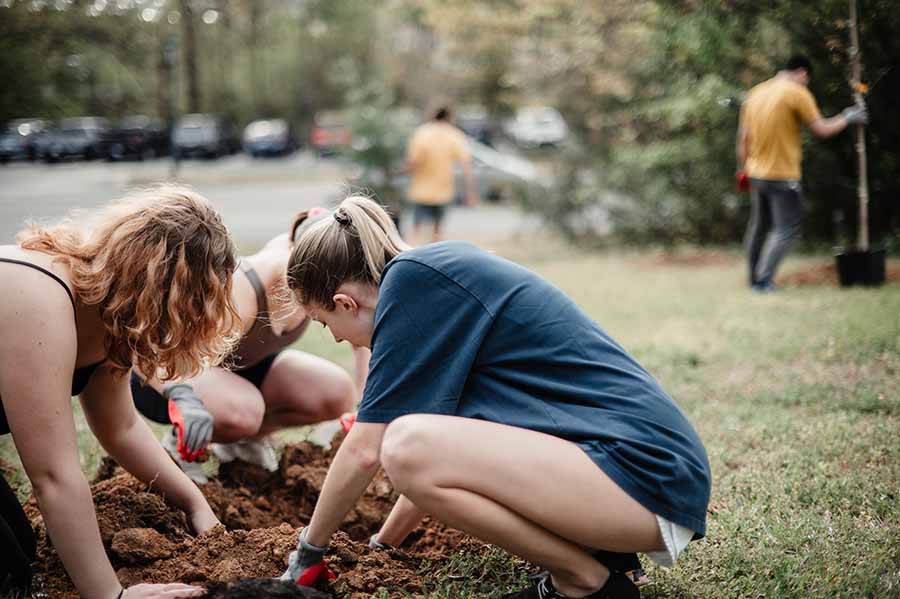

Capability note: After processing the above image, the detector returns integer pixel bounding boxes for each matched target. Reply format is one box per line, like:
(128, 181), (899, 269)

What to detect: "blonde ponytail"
(286, 195), (410, 309)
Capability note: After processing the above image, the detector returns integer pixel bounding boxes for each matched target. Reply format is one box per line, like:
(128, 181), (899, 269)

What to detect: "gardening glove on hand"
(280, 528), (336, 587)
(165, 384), (214, 462)
(369, 534), (390, 550)
(841, 103), (869, 125)
(735, 170), (750, 193)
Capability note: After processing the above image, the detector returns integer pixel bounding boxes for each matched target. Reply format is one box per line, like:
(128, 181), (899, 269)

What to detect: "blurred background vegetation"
(1, 0), (897, 248)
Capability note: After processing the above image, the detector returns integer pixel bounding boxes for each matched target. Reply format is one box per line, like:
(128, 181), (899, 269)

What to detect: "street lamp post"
(164, 33), (181, 179)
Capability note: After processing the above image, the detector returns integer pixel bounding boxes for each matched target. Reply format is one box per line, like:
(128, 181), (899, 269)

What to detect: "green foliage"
(341, 82), (417, 217)
(595, 0), (900, 245)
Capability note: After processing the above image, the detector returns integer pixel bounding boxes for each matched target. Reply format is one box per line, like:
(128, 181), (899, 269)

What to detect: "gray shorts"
(411, 203), (447, 226)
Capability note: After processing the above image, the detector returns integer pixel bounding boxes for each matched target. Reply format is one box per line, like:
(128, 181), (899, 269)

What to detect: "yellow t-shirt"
(741, 77), (822, 180)
(406, 122), (470, 205)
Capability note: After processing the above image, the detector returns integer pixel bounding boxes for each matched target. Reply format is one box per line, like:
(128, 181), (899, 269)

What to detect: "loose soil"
(778, 259), (900, 288)
(23, 431), (489, 598)
(637, 250), (742, 269)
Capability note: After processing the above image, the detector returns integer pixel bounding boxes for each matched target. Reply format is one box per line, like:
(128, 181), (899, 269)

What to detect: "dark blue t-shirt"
(358, 241), (711, 535)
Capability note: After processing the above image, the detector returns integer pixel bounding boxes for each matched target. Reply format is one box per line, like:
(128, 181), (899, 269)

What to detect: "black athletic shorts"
(0, 474), (35, 594)
(131, 352), (280, 424)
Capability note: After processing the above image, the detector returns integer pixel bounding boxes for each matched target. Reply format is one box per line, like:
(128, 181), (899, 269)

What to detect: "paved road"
(0, 151), (540, 247)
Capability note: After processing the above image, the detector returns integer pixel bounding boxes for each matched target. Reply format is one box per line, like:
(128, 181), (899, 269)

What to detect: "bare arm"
(79, 366), (219, 533)
(351, 346), (371, 400)
(304, 421), (387, 546)
(736, 124), (749, 169)
(808, 114), (849, 139)
(376, 494), (426, 546)
(0, 272), (120, 598)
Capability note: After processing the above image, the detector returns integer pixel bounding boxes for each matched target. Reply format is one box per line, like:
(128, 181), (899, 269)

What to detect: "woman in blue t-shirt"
(280, 196), (711, 599)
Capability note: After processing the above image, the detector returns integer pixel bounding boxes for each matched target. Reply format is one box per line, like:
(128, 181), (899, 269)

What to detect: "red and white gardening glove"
(339, 412), (357, 433)
(279, 528), (337, 587)
(735, 170), (750, 193)
(165, 384), (214, 462)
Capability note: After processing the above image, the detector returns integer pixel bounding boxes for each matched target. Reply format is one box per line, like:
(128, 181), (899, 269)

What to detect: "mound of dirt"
(637, 249), (742, 269)
(778, 260), (900, 287)
(26, 431), (481, 598)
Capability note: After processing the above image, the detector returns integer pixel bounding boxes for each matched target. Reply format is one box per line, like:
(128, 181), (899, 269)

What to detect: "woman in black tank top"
(0, 185), (240, 599)
(131, 207), (368, 483)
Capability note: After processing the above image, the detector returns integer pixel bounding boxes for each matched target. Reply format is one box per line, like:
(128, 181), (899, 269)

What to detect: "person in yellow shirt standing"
(406, 105), (478, 245)
(736, 55), (868, 293)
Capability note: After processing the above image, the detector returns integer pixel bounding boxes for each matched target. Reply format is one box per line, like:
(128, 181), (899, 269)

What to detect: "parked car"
(172, 113), (239, 159)
(243, 118), (297, 157)
(104, 115), (169, 161)
(310, 110), (352, 157)
(0, 118), (50, 163)
(39, 117), (111, 162)
(455, 106), (496, 147)
(503, 106), (568, 148)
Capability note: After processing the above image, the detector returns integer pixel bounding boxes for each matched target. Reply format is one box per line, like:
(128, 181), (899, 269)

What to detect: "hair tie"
(333, 210), (352, 228)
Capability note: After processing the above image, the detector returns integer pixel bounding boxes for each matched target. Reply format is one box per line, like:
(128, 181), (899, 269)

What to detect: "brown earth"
(637, 249), (742, 269)
(23, 431), (488, 598)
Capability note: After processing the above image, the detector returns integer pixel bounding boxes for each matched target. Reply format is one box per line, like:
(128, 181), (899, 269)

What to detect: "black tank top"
(0, 258), (105, 435)
(228, 260), (309, 369)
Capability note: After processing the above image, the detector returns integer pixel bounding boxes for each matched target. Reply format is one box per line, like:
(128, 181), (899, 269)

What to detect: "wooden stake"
(849, 0), (869, 251)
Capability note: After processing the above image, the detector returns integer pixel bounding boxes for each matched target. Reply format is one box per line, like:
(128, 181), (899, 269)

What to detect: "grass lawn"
(2, 237), (898, 598)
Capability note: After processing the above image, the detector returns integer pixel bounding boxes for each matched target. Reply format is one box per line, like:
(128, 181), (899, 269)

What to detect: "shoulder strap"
(239, 260), (269, 319)
(0, 257), (76, 315)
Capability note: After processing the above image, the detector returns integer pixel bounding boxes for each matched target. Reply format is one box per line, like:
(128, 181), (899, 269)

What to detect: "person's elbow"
(808, 119), (836, 139)
(344, 434), (382, 471)
(30, 466), (89, 507)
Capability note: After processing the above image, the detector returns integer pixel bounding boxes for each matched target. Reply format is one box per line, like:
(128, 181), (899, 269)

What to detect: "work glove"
(339, 412), (357, 433)
(280, 528), (336, 587)
(368, 533), (390, 550)
(841, 103), (868, 125)
(735, 170), (750, 193)
(165, 384), (214, 462)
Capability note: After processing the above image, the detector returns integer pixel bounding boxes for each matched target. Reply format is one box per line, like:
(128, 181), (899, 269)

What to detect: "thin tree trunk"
(180, 0), (201, 113)
(849, 0), (869, 251)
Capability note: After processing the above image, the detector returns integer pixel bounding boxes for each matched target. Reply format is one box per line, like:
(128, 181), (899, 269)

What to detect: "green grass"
(2, 238), (899, 598)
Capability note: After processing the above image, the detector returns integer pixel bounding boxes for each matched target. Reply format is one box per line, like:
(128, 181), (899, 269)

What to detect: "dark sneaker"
(500, 573), (640, 599)
(528, 552), (649, 589)
(751, 282), (777, 294)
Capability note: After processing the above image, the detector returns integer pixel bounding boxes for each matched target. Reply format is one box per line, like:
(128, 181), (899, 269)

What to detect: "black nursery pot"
(834, 247), (886, 287)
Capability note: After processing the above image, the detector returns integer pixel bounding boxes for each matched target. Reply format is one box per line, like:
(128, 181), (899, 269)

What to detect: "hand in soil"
(125, 582), (205, 597)
(280, 528), (336, 586)
(189, 508), (222, 535)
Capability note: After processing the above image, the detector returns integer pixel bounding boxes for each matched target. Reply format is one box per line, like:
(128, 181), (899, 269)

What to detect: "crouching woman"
(280, 196), (711, 599)
(0, 186), (240, 598)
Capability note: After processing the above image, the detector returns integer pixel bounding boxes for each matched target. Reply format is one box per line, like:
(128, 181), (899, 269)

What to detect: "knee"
(380, 415), (439, 494)
(214, 393), (265, 438)
(311, 369), (355, 421)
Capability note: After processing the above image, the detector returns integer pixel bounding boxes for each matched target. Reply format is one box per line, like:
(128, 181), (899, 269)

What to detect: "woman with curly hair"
(0, 185), (240, 599)
(131, 207), (364, 484)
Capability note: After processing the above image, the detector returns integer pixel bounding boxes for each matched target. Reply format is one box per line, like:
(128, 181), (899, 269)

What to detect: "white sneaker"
(162, 428), (209, 484)
(213, 437), (278, 472)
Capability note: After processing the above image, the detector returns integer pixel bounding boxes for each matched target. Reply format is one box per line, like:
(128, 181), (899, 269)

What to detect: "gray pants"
(745, 179), (805, 286)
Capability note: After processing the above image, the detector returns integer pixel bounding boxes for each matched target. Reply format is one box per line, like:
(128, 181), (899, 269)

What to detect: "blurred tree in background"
(0, 0), (896, 247)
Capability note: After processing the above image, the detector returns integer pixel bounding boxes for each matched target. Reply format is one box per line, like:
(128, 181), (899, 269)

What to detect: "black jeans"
(745, 178), (805, 286)
(0, 474), (34, 595)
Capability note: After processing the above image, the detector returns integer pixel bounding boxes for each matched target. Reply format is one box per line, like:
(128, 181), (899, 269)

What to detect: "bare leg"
(431, 218), (443, 243)
(380, 415), (663, 597)
(188, 368), (266, 442)
(256, 349), (355, 436)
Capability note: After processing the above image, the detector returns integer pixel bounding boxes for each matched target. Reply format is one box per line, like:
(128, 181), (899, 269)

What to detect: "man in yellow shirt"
(406, 106), (478, 244)
(737, 55), (867, 292)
